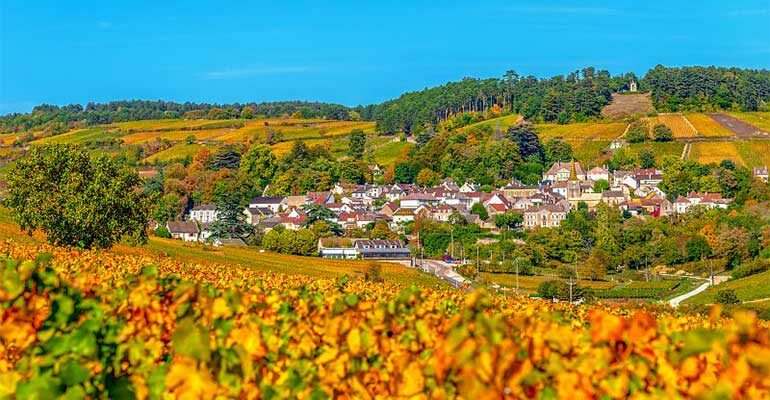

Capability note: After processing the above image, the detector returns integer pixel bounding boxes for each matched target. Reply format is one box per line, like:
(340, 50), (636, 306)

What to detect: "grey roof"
(167, 221), (199, 234)
(250, 196), (285, 204)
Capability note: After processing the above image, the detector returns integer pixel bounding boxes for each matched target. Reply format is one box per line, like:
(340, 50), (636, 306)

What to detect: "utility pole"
(515, 257), (520, 295)
(710, 258), (714, 286)
(567, 276), (577, 303)
(450, 228), (454, 260)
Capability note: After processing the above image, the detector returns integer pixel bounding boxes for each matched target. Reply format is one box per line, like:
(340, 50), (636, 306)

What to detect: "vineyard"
(645, 115), (697, 138)
(535, 122), (627, 140)
(1, 240), (770, 398)
(685, 113), (734, 137)
(689, 142), (744, 166)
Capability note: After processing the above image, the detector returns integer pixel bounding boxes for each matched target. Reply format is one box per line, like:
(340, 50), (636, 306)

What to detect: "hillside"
(601, 92), (654, 118)
(22, 118), (376, 164)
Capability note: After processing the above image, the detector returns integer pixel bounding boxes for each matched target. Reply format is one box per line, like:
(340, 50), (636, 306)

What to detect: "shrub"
(652, 123), (673, 142)
(731, 259), (770, 279)
(716, 289), (740, 305)
(154, 226), (171, 238)
(625, 121), (649, 143)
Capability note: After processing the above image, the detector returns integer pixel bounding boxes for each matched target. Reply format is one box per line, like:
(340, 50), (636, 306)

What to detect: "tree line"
(644, 65), (770, 112)
(0, 100), (356, 134)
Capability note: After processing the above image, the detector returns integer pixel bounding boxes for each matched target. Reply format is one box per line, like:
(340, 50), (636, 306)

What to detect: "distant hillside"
(0, 100), (358, 135)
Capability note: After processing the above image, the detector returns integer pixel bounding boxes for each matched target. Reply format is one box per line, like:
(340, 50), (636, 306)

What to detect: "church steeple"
(569, 159), (578, 181)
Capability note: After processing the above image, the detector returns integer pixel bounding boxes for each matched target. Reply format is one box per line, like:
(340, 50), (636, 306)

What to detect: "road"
(669, 281), (711, 307)
(418, 259), (469, 289)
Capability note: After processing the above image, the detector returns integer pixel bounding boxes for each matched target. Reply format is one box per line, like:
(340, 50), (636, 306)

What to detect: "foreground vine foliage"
(1, 240), (769, 399)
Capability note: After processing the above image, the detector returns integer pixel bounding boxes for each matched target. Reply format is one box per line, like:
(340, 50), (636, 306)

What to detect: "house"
(586, 166), (610, 182)
(354, 239), (412, 260)
(601, 190), (627, 206)
(307, 191), (335, 205)
(391, 208), (416, 224)
(189, 204), (218, 223)
(317, 238), (411, 260)
(621, 198), (673, 217)
(500, 180), (540, 199)
(543, 161), (586, 182)
(523, 204), (569, 229)
(459, 182), (480, 193)
(674, 192), (731, 214)
(249, 196), (286, 213)
(318, 238), (358, 259)
(275, 207), (308, 230)
(754, 166), (769, 183)
(400, 193), (439, 209)
(285, 195), (310, 208)
(244, 206), (273, 225)
(166, 221), (199, 242)
(380, 202), (400, 217)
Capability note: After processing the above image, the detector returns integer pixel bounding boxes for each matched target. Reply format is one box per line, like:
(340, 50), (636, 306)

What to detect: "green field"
(627, 141), (686, 159)
(373, 140), (412, 166)
(684, 269), (770, 305)
(735, 140), (770, 168)
(458, 114), (523, 132)
(567, 140), (610, 165)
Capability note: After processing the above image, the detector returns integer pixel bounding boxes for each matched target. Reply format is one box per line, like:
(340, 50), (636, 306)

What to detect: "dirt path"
(708, 113), (767, 138)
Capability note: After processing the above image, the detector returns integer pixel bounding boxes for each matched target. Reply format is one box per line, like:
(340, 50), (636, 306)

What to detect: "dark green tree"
(347, 129), (366, 159)
(6, 145), (154, 248)
(652, 124), (673, 142)
(209, 193), (253, 240)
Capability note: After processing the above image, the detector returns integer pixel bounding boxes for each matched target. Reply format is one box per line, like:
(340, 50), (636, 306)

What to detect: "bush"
(731, 259), (770, 279)
(625, 121), (649, 143)
(154, 226), (171, 238)
(652, 123), (673, 142)
(716, 289), (740, 305)
(537, 280), (564, 299)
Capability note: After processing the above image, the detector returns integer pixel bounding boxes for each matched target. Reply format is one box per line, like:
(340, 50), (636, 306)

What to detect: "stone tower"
(629, 80), (638, 92)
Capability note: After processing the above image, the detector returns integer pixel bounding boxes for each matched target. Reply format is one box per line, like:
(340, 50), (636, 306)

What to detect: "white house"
(189, 204), (218, 223)
(249, 196), (286, 213)
(166, 221), (199, 242)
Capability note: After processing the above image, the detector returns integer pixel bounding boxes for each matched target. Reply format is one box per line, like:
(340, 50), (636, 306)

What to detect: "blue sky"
(1, 1), (769, 114)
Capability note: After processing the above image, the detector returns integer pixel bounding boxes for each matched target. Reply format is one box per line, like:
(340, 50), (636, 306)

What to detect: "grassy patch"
(373, 140), (413, 166)
(32, 128), (120, 145)
(457, 114), (523, 132)
(566, 140), (610, 166)
(627, 142), (686, 160)
(684, 269), (770, 304)
(728, 112), (770, 132)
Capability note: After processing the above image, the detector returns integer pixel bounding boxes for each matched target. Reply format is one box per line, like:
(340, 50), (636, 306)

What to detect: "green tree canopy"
(6, 145), (154, 248)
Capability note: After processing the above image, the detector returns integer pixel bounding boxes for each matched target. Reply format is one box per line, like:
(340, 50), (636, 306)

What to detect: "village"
(161, 161), (769, 261)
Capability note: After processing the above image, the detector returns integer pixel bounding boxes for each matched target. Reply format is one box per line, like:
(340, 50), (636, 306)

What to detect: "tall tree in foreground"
(209, 193), (253, 241)
(6, 145), (153, 248)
